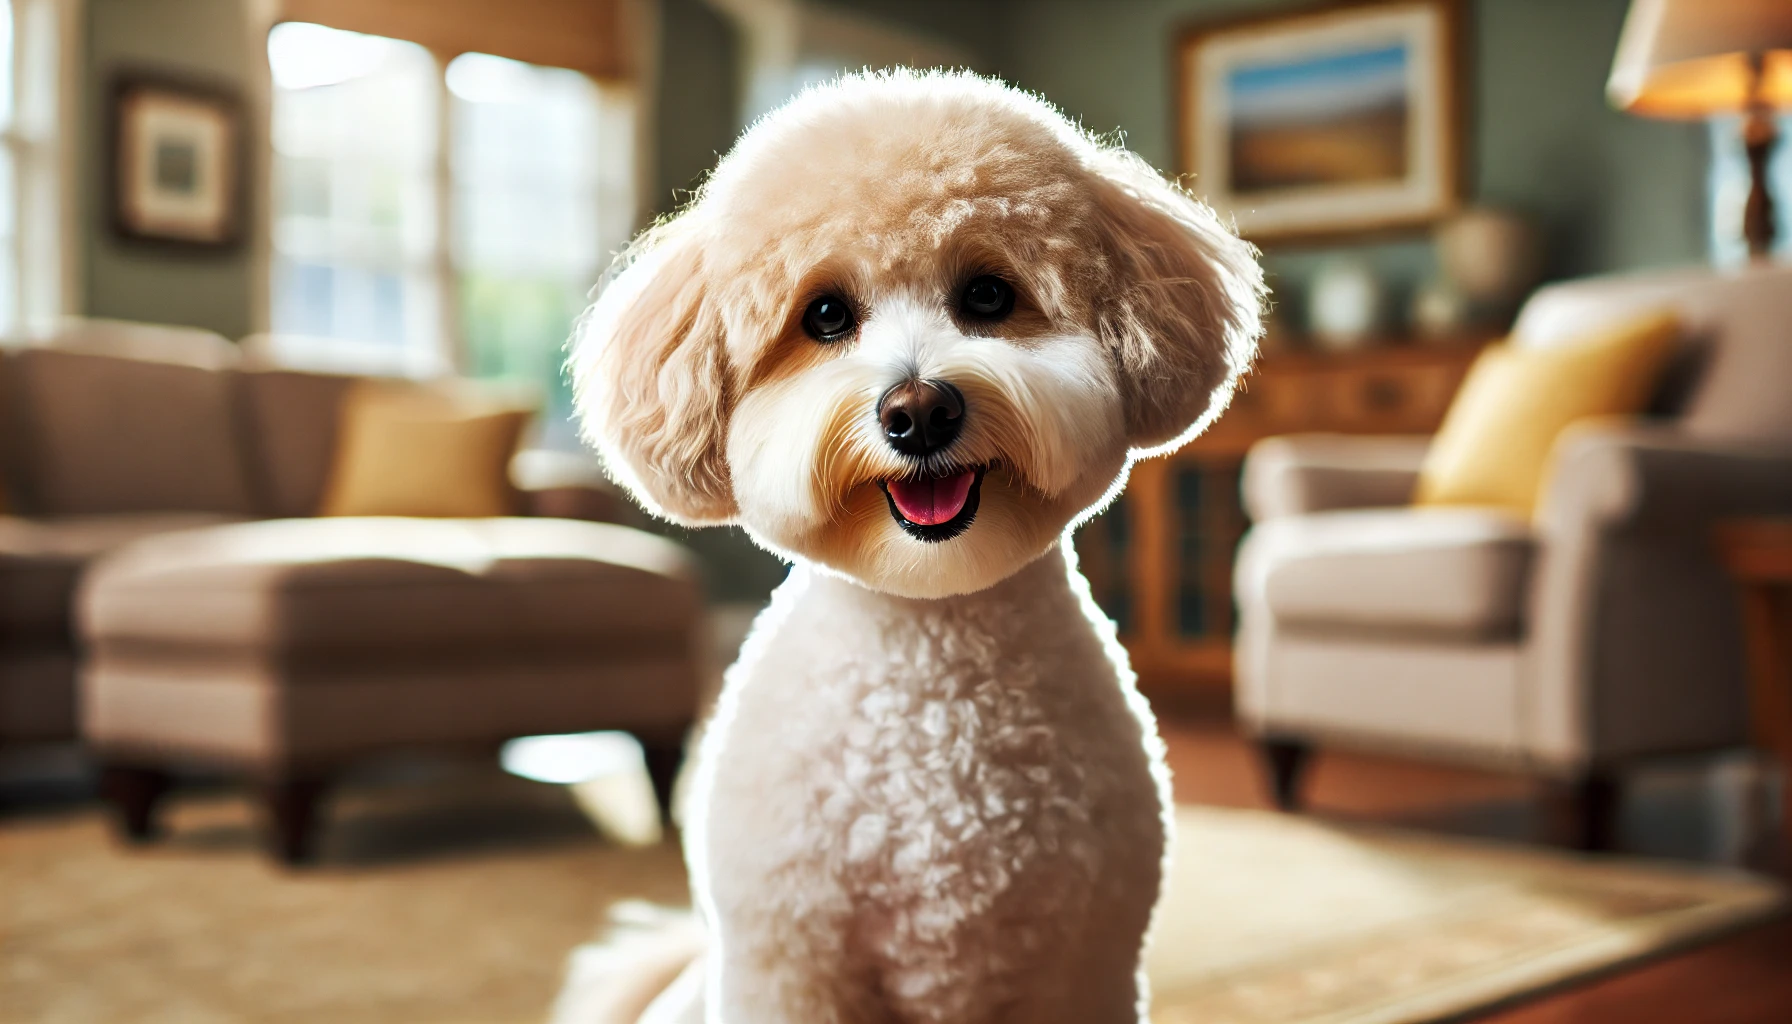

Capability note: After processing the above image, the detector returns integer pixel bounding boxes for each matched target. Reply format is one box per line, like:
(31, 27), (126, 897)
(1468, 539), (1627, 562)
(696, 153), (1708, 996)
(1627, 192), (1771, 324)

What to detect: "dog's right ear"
(573, 222), (738, 524)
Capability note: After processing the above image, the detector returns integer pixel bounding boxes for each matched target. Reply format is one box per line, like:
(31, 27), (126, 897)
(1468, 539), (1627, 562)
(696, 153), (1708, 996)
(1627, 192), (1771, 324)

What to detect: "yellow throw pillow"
(319, 380), (537, 518)
(1413, 311), (1679, 515)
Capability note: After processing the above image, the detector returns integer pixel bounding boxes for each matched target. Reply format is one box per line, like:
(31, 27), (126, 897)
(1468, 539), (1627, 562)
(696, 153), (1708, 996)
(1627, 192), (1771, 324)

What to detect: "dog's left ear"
(1087, 148), (1265, 455)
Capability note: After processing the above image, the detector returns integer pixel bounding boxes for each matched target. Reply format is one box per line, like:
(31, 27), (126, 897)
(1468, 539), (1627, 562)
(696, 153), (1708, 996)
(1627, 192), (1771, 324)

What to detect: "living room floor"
(1156, 713), (1792, 1023)
(3, 711), (1786, 1024)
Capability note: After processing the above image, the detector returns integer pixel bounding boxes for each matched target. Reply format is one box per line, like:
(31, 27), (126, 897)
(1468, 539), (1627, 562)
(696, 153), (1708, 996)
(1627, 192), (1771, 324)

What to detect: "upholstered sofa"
(0, 321), (702, 862)
(1234, 262), (1792, 849)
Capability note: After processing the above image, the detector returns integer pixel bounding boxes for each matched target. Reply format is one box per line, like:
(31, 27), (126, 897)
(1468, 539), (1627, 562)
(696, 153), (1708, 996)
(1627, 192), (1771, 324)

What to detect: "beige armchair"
(1234, 262), (1792, 849)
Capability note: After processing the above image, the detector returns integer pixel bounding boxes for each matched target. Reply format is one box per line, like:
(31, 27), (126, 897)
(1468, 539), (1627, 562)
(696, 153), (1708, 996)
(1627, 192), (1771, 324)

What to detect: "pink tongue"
(887, 471), (976, 526)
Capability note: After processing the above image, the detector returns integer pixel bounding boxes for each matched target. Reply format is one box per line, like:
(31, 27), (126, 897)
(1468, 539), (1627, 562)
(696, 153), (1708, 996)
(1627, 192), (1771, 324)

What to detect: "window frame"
(251, 14), (642, 386)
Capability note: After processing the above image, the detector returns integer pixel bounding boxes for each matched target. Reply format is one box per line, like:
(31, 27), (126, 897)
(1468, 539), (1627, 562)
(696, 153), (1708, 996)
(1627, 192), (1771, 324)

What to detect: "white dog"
(571, 69), (1262, 1024)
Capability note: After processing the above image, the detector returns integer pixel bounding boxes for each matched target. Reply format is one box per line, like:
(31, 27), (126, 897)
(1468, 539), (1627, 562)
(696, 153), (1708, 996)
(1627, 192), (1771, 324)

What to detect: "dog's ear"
(573, 223), (737, 524)
(1087, 149), (1265, 455)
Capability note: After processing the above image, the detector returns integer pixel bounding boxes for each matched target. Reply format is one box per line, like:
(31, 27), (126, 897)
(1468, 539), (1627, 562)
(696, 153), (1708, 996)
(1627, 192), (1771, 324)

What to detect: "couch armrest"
(1240, 433), (1431, 521)
(510, 449), (639, 525)
(1523, 422), (1792, 771)
(1537, 423), (1792, 537)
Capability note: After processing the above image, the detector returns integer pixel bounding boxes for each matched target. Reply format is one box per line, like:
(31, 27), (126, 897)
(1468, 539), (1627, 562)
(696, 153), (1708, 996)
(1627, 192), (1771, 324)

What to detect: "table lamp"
(1608, 0), (1792, 259)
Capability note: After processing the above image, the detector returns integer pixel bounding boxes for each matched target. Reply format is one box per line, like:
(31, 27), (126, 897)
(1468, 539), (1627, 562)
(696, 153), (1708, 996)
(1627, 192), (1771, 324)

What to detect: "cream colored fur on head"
(574, 68), (1261, 598)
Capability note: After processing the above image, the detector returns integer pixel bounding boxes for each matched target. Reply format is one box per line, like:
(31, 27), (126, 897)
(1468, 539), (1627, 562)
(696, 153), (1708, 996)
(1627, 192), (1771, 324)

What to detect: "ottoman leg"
(260, 776), (329, 866)
(100, 763), (172, 843)
(1257, 737), (1314, 812)
(1546, 771), (1622, 852)
(638, 735), (685, 823)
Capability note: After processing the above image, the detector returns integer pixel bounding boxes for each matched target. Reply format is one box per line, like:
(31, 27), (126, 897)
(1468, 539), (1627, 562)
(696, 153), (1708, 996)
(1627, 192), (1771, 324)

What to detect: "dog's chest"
(701, 552), (1161, 922)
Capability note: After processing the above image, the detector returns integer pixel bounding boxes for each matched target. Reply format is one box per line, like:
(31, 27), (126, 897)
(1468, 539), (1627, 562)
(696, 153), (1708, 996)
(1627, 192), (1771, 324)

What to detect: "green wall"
(83, 0), (255, 339)
(980, 0), (1708, 326)
(651, 0), (741, 219)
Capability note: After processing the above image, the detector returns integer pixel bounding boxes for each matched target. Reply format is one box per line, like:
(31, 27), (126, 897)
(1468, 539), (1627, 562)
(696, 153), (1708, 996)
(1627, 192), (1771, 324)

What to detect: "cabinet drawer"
(1328, 363), (1462, 431)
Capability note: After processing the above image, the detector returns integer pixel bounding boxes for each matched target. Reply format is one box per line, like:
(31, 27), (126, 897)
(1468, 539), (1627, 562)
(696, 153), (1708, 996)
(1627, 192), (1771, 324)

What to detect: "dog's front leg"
(709, 907), (895, 1024)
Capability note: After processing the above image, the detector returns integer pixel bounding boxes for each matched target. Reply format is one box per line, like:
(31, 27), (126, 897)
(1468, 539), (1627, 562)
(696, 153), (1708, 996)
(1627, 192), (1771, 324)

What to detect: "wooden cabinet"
(1075, 341), (1489, 696)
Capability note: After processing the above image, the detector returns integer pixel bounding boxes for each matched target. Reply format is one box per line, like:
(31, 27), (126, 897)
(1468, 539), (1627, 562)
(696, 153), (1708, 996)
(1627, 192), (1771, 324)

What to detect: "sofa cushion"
(236, 369), (358, 518)
(6, 348), (255, 515)
(0, 513), (246, 643)
(1239, 508), (1536, 639)
(1414, 312), (1680, 514)
(80, 517), (701, 655)
(318, 381), (535, 518)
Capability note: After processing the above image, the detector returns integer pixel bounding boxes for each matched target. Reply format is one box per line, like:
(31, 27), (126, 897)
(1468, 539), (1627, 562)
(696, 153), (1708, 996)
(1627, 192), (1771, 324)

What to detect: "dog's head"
(574, 70), (1263, 599)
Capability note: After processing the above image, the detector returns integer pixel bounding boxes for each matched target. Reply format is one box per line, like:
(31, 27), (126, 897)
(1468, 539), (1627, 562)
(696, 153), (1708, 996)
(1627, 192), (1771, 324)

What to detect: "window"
(1708, 115), (1792, 265)
(450, 53), (634, 446)
(0, 0), (69, 337)
(267, 23), (636, 444)
(269, 24), (440, 360)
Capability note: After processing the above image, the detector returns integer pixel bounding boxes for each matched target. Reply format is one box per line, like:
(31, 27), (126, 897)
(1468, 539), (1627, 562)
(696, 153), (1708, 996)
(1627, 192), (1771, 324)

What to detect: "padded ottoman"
(77, 517), (704, 863)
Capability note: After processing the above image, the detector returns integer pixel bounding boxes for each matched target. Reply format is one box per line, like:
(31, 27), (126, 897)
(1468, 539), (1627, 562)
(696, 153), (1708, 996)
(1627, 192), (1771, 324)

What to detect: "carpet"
(1145, 807), (1784, 1023)
(1, 778), (1782, 1024)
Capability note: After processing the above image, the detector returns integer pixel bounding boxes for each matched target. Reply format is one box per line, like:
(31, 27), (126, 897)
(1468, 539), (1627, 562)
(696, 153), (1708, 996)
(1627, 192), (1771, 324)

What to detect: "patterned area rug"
(1147, 808), (1784, 1023)
(1, 778), (1782, 1024)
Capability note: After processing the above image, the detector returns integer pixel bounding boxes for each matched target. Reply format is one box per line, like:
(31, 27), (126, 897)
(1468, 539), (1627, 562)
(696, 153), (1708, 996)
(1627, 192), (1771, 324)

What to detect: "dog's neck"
(802, 539), (1078, 618)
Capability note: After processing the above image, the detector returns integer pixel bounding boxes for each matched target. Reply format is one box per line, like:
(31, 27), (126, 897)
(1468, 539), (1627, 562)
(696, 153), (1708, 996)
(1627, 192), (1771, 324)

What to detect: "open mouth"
(878, 466), (985, 543)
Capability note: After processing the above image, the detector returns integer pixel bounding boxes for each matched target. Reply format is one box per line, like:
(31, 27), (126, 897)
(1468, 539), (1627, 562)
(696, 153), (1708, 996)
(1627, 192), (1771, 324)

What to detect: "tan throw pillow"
(1413, 311), (1679, 515)
(319, 380), (537, 518)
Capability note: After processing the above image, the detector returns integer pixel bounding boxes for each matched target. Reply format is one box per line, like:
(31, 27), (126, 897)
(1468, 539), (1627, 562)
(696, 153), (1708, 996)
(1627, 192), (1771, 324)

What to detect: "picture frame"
(109, 72), (245, 249)
(1176, 0), (1463, 243)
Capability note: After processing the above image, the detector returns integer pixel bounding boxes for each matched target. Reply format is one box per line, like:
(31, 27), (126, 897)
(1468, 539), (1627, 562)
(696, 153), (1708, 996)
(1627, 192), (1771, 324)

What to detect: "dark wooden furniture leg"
(1548, 771), (1622, 852)
(260, 776), (328, 866)
(1258, 737), (1313, 812)
(99, 763), (171, 842)
(1736, 584), (1791, 870)
(639, 735), (685, 822)
(1714, 520), (1792, 873)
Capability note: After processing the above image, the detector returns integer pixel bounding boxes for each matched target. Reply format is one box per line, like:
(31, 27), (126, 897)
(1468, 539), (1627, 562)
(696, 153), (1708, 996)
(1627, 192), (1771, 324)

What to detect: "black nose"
(878, 379), (964, 457)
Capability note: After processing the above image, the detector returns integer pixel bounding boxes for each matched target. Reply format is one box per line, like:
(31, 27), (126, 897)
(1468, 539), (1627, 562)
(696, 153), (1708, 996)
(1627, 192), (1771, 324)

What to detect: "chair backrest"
(1510, 261), (1792, 442)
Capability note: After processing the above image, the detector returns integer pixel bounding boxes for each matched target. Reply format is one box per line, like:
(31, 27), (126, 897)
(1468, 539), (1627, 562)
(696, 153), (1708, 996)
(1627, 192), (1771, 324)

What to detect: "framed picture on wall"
(109, 73), (245, 249)
(1177, 0), (1463, 242)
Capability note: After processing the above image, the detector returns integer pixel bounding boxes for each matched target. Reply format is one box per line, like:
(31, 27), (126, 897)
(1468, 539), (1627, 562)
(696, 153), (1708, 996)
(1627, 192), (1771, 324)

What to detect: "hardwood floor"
(1155, 714), (1792, 1024)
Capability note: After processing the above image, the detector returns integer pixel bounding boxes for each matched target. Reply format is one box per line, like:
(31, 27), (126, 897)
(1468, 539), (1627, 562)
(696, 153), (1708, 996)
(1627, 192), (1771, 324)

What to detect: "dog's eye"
(802, 295), (856, 342)
(960, 276), (1015, 320)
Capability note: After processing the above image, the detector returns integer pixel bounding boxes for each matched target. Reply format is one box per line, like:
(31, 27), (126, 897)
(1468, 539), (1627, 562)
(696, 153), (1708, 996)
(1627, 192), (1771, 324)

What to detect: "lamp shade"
(1608, 0), (1792, 117)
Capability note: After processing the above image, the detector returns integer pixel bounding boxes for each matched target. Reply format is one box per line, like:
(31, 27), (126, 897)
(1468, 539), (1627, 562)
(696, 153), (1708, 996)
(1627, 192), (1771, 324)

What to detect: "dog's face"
(574, 71), (1263, 599)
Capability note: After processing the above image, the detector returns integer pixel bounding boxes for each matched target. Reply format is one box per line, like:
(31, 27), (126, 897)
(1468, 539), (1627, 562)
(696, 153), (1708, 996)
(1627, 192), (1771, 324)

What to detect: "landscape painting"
(1179, 0), (1459, 240)
(1227, 43), (1409, 194)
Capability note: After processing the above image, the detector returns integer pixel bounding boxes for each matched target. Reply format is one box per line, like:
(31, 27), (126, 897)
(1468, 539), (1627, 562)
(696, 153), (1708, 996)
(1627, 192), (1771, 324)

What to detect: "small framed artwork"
(110, 73), (245, 248)
(1177, 0), (1463, 242)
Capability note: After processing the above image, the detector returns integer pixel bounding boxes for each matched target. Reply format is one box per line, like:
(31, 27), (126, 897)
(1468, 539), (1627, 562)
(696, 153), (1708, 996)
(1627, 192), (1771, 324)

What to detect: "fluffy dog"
(572, 69), (1262, 1024)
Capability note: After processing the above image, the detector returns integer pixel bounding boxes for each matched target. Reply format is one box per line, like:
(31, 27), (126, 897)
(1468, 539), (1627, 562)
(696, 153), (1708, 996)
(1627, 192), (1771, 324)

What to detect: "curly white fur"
(568, 68), (1263, 1024)
(665, 541), (1167, 1024)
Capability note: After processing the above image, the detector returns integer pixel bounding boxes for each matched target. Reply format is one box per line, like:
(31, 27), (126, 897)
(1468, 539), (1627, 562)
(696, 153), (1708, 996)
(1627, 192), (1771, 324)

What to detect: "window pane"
(0, 0), (14, 133)
(0, 1), (14, 335)
(0, 149), (14, 333)
(449, 51), (635, 447)
(1707, 114), (1792, 266)
(268, 22), (439, 353)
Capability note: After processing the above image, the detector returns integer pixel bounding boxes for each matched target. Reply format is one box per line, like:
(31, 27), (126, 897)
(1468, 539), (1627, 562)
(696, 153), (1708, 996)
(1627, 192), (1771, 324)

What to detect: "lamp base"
(1743, 106), (1779, 260)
